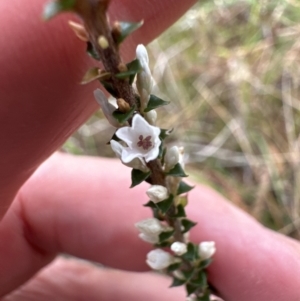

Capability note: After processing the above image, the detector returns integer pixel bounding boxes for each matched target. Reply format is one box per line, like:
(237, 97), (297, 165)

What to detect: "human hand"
(1, 1), (300, 300)
(1, 153), (300, 300)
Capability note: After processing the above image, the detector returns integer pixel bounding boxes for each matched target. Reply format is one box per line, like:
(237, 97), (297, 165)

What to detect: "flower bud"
(145, 110), (157, 125)
(136, 45), (153, 110)
(146, 185), (169, 203)
(171, 242), (187, 256)
(146, 249), (174, 270)
(165, 146), (180, 171)
(94, 89), (120, 127)
(198, 241), (216, 260)
(135, 218), (173, 244)
(98, 35), (109, 49)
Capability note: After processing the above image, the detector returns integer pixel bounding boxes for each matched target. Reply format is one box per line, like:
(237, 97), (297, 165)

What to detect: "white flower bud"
(165, 146), (180, 171)
(171, 242), (187, 256)
(135, 218), (165, 236)
(136, 45), (153, 110)
(198, 241), (216, 260)
(146, 249), (174, 270)
(94, 89), (121, 127)
(146, 185), (169, 203)
(145, 110), (157, 125)
(135, 218), (173, 244)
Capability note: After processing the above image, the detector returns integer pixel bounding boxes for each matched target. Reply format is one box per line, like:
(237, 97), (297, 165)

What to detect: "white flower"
(198, 241), (216, 260)
(146, 249), (174, 270)
(136, 44), (154, 111)
(171, 242), (187, 256)
(135, 218), (172, 244)
(94, 89), (120, 127)
(146, 185), (169, 203)
(165, 146), (180, 171)
(115, 114), (161, 163)
(110, 140), (149, 172)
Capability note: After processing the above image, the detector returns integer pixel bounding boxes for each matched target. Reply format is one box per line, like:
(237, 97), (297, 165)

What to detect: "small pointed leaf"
(159, 229), (175, 243)
(116, 59), (142, 84)
(167, 262), (181, 272)
(171, 204), (186, 218)
(166, 163), (188, 177)
(101, 81), (118, 98)
(182, 243), (198, 262)
(181, 219), (197, 233)
(43, 0), (76, 20)
(198, 291), (211, 301)
(117, 21), (144, 44)
(177, 181), (194, 195)
(130, 169), (151, 188)
(190, 271), (207, 288)
(87, 42), (100, 61)
(170, 277), (186, 288)
(186, 283), (198, 296)
(112, 105), (135, 124)
(198, 258), (213, 269)
(143, 201), (157, 209)
(144, 95), (170, 112)
(159, 128), (173, 141)
(156, 194), (174, 214)
(81, 68), (110, 85)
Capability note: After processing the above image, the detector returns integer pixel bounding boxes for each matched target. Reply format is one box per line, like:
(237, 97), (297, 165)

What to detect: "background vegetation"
(63, 0), (300, 239)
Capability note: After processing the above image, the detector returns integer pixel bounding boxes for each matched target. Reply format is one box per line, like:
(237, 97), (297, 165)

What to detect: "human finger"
(1, 153), (300, 300)
(2, 256), (186, 301)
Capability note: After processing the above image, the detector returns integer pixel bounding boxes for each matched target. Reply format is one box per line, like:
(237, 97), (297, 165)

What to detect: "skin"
(0, 0), (300, 300)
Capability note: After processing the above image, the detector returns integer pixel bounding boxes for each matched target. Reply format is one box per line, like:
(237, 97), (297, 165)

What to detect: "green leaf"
(159, 128), (173, 140)
(156, 194), (174, 214)
(143, 201), (156, 209)
(177, 181), (194, 195)
(171, 204), (186, 218)
(167, 262), (181, 272)
(182, 243), (198, 262)
(116, 59), (142, 84)
(186, 283), (198, 296)
(198, 258), (213, 269)
(130, 169), (151, 188)
(112, 105), (135, 124)
(166, 163), (188, 177)
(170, 277), (186, 288)
(177, 195), (188, 208)
(81, 68), (110, 85)
(197, 290), (211, 301)
(181, 219), (197, 233)
(190, 271), (207, 288)
(101, 81), (118, 98)
(155, 241), (170, 248)
(159, 229), (175, 242)
(182, 269), (195, 281)
(116, 21), (144, 44)
(144, 95), (170, 112)
(43, 0), (76, 20)
(87, 42), (100, 61)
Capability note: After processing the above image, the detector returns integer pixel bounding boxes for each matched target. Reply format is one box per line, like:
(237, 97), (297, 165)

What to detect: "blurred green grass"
(63, 0), (300, 239)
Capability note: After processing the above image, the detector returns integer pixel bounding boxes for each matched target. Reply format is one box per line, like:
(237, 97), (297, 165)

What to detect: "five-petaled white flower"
(114, 114), (161, 163)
